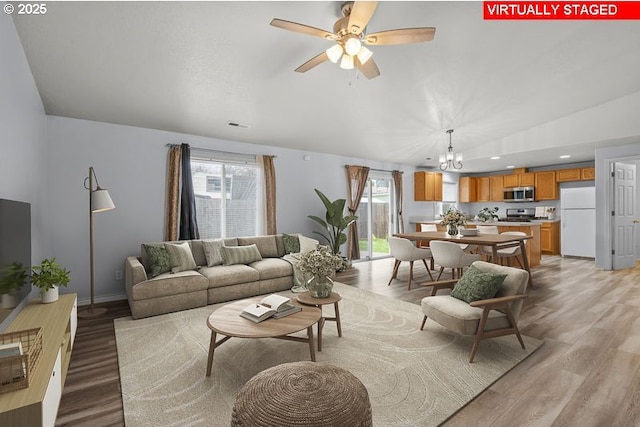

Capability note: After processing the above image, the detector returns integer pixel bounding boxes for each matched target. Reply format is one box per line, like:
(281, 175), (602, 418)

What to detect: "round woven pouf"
(231, 361), (372, 427)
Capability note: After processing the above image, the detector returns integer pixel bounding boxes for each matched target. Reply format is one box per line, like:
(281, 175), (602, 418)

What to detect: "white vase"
(41, 286), (59, 303)
(1, 292), (18, 309)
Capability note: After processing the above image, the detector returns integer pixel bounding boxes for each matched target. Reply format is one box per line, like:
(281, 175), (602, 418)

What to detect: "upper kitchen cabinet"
(414, 171), (443, 201)
(477, 176), (491, 201)
(503, 174), (518, 187)
(581, 167), (595, 180)
(556, 168), (581, 182)
(459, 176), (477, 202)
(535, 171), (558, 200)
(490, 175), (504, 202)
(504, 171), (534, 187)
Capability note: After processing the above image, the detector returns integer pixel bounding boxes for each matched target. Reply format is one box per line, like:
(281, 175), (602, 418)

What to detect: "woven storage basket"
(0, 327), (43, 393)
(231, 361), (372, 427)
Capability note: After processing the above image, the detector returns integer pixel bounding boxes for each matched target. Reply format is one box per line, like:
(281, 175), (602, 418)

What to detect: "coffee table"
(296, 292), (342, 352)
(205, 297), (321, 377)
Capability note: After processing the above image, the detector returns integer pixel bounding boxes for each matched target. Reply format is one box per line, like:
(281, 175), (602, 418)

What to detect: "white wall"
(0, 14), (48, 328)
(45, 117), (416, 302)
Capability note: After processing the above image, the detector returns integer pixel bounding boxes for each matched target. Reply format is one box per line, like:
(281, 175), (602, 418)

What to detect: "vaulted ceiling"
(11, 1), (640, 172)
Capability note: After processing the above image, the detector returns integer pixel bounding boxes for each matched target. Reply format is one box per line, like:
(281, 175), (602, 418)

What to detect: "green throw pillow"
(450, 265), (506, 304)
(164, 242), (197, 273)
(282, 233), (300, 254)
(143, 244), (171, 277)
(220, 244), (262, 265)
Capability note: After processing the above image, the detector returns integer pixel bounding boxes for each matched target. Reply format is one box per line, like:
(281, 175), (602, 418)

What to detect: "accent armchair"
(420, 260), (529, 362)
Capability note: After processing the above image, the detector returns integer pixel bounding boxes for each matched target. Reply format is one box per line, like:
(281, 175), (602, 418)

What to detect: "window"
(191, 151), (258, 239)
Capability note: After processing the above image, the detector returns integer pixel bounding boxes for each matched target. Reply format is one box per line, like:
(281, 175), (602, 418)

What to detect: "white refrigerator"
(560, 187), (596, 258)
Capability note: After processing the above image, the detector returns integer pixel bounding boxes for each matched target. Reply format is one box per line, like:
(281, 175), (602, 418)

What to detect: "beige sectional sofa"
(125, 235), (296, 319)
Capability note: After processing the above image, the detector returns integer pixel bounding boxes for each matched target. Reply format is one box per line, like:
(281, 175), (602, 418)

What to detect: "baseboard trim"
(76, 293), (127, 307)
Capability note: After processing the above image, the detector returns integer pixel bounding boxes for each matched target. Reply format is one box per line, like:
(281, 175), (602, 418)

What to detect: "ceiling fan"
(270, 1), (436, 79)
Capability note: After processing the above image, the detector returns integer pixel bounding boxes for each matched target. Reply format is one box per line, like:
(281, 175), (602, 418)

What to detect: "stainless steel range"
(500, 208), (536, 222)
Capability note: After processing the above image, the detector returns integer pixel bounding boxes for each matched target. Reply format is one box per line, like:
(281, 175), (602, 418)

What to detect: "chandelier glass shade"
(439, 129), (463, 171)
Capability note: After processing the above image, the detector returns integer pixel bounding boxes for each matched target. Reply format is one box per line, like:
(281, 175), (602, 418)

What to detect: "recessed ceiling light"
(226, 121), (251, 129)
(506, 165), (515, 169)
(559, 155), (571, 159)
(490, 156), (500, 160)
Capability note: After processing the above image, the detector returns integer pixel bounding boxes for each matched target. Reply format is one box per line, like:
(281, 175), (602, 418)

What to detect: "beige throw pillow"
(298, 235), (319, 254)
(220, 244), (263, 265)
(164, 242), (197, 273)
(202, 239), (225, 267)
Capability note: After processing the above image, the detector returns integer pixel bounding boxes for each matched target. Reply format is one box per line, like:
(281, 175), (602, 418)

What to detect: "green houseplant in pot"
(0, 262), (29, 308)
(308, 189), (358, 271)
(31, 257), (71, 303)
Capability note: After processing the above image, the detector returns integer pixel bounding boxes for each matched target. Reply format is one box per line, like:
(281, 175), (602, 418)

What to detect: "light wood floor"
(56, 255), (640, 426)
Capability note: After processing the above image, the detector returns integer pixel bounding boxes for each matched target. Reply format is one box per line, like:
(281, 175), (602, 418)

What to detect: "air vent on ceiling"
(226, 121), (250, 129)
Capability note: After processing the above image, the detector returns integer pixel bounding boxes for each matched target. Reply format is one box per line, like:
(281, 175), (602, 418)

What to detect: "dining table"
(393, 231), (533, 287)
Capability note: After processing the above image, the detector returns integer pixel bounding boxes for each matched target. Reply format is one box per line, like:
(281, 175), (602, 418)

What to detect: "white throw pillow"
(298, 234), (319, 254)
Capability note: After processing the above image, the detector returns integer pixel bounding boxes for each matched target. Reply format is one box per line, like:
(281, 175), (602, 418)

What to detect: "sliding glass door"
(356, 172), (395, 260)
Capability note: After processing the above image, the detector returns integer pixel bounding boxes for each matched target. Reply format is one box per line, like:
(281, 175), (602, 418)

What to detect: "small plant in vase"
(476, 207), (499, 222)
(546, 207), (556, 220)
(298, 246), (343, 298)
(0, 262), (29, 308)
(440, 208), (467, 236)
(32, 257), (71, 303)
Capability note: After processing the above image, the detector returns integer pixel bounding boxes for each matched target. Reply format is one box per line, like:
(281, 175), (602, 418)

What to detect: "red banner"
(484, 1), (640, 19)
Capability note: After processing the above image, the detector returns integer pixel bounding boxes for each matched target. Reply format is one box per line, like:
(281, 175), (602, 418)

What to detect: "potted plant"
(31, 257), (71, 303)
(308, 189), (358, 258)
(0, 262), (28, 308)
(475, 207), (499, 222)
(298, 246), (344, 298)
(440, 208), (467, 236)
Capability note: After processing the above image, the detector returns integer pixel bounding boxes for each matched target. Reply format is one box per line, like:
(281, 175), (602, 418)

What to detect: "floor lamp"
(78, 166), (115, 318)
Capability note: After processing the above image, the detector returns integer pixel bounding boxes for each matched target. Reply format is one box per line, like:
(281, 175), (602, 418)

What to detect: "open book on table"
(240, 294), (302, 323)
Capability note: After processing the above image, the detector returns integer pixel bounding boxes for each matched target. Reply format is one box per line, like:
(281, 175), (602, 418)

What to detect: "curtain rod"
(165, 144), (276, 158)
(345, 165), (403, 174)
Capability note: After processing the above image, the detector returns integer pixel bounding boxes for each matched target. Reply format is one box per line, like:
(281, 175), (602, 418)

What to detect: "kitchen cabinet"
(503, 173), (534, 187)
(503, 174), (518, 188)
(556, 168), (581, 182)
(459, 177), (477, 202)
(581, 167), (595, 180)
(540, 221), (560, 254)
(490, 175), (504, 202)
(477, 177), (490, 201)
(0, 294), (77, 427)
(535, 171), (557, 200)
(414, 171), (443, 201)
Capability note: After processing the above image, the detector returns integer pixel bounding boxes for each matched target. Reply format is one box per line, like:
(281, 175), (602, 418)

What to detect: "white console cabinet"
(0, 294), (77, 427)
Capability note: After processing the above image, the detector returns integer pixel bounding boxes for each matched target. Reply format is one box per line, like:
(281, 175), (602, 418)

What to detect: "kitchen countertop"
(409, 219), (561, 226)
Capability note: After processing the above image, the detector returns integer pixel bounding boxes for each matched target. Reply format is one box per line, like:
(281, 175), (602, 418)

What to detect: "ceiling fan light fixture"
(340, 54), (354, 70)
(356, 46), (373, 64)
(344, 36), (362, 56)
(326, 43), (344, 63)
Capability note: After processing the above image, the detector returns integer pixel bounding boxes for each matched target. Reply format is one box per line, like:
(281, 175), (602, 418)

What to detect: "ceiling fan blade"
(347, 1), (378, 35)
(365, 27), (436, 45)
(270, 18), (336, 40)
(295, 52), (329, 73)
(356, 56), (380, 80)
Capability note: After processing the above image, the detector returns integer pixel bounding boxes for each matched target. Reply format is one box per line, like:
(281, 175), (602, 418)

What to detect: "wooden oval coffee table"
(205, 297), (321, 376)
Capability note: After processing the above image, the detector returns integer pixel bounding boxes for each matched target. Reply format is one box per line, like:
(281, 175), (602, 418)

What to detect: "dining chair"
(419, 224), (437, 269)
(429, 240), (481, 281)
(487, 231), (528, 267)
(477, 225), (499, 260)
(387, 236), (434, 290)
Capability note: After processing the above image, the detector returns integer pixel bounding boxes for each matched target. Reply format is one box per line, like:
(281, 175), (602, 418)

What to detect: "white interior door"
(612, 162), (637, 269)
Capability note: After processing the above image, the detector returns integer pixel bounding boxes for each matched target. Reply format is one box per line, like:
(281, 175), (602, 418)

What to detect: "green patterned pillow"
(164, 242), (197, 273)
(450, 265), (506, 304)
(143, 244), (171, 277)
(282, 233), (300, 254)
(220, 244), (263, 265)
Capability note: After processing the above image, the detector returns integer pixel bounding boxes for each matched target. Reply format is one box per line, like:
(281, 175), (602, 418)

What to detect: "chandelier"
(439, 129), (463, 171)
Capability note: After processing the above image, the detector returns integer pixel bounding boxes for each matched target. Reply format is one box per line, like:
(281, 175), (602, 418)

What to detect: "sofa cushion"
(142, 244), (171, 277)
(202, 239), (225, 267)
(165, 242), (197, 273)
(249, 258), (293, 280)
(237, 236), (279, 258)
(189, 240), (208, 267)
(221, 244), (263, 265)
(450, 264), (506, 303)
(299, 235), (319, 253)
(199, 264), (261, 288)
(282, 233), (300, 254)
(131, 270), (209, 300)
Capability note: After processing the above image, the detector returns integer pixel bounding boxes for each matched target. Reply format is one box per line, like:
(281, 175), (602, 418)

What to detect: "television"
(0, 199), (31, 331)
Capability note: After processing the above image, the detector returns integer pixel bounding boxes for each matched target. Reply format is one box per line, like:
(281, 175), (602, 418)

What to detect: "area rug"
(115, 282), (542, 427)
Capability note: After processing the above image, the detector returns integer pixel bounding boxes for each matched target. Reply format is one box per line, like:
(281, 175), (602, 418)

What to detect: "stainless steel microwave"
(503, 186), (535, 202)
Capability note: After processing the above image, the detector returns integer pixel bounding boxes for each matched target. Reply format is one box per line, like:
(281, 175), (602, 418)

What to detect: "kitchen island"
(413, 220), (541, 267)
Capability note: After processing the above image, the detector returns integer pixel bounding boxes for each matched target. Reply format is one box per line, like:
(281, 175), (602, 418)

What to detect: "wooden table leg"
(334, 301), (342, 337)
(307, 325), (316, 362)
(206, 330), (217, 377)
(317, 317), (325, 351)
